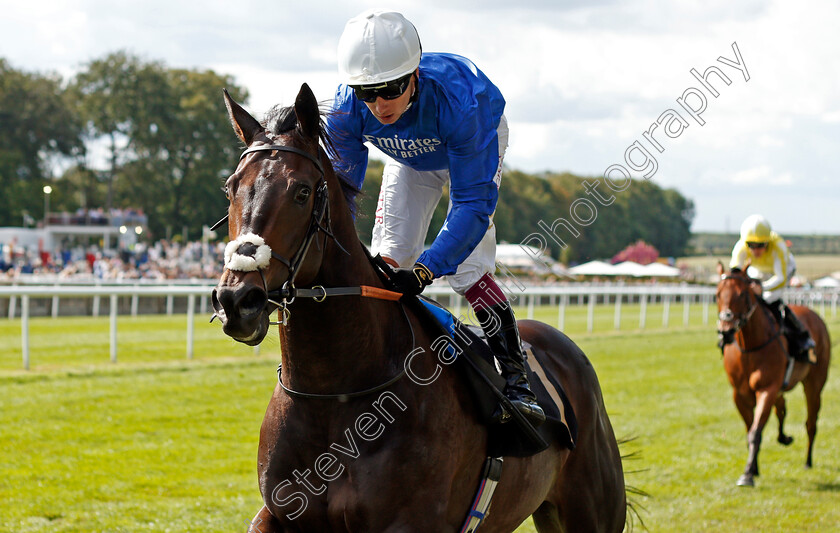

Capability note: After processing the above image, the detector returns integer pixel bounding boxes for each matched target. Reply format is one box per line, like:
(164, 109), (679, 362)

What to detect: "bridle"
(717, 274), (782, 353)
(718, 275), (756, 335)
(213, 140), (411, 401)
(213, 142), (401, 326)
(227, 143), (345, 325)
(209, 143), (327, 234)
(242, 144), (332, 295)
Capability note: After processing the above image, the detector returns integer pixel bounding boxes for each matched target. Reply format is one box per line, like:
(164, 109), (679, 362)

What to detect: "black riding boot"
(775, 300), (816, 360)
(768, 299), (783, 325)
(475, 303), (546, 427)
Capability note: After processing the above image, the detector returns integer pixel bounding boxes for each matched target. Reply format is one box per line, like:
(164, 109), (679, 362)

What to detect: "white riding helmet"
(337, 10), (421, 86)
(740, 214), (772, 243)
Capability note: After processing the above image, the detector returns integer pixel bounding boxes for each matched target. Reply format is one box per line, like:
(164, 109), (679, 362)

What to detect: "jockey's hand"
(390, 262), (434, 296)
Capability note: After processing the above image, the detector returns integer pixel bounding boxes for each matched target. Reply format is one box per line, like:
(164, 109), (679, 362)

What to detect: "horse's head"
(715, 261), (758, 345)
(211, 84), (333, 345)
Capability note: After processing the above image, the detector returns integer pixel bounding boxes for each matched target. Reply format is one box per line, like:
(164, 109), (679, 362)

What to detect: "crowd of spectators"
(0, 239), (226, 282)
(45, 207), (148, 227)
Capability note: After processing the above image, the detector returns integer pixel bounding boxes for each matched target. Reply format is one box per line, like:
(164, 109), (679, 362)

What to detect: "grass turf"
(1, 307), (838, 532)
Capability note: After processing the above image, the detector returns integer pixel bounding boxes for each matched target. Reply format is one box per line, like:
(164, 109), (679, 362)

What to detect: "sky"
(2, 0), (839, 235)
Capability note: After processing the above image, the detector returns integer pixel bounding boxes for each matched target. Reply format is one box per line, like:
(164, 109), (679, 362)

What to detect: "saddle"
(415, 296), (578, 458)
(363, 249), (576, 457)
(759, 298), (816, 364)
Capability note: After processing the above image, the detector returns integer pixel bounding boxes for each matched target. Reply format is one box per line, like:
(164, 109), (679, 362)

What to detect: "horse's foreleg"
(737, 389), (776, 487)
(774, 395), (793, 446)
(732, 390), (755, 430)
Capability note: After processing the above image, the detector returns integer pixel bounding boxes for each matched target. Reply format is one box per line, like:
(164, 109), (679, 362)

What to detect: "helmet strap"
(408, 71), (419, 104)
(397, 72), (420, 118)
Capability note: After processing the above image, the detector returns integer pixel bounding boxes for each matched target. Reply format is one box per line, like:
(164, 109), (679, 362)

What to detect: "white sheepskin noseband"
(224, 232), (272, 272)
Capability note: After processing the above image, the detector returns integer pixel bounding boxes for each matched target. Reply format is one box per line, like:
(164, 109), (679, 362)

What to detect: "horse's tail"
(617, 435), (649, 533)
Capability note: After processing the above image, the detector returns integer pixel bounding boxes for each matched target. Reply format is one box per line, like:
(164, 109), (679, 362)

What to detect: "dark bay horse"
(715, 263), (831, 487)
(212, 83), (626, 532)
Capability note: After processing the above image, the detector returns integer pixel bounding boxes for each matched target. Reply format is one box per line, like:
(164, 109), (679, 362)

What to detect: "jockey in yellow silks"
(729, 214), (815, 360)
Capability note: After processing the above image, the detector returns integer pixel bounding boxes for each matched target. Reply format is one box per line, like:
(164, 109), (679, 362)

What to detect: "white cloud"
(822, 111), (840, 123)
(730, 166), (793, 185)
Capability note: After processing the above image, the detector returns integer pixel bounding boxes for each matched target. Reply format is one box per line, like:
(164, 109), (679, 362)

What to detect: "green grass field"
(1, 304), (838, 532)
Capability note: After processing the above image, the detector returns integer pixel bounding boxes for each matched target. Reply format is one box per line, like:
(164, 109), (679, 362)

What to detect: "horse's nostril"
(212, 287), (238, 326)
(238, 286), (268, 317)
(213, 286), (238, 315)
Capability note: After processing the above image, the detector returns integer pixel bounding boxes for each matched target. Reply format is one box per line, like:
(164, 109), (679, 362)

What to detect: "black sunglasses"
(746, 242), (767, 249)
(351, 73), (413, 103)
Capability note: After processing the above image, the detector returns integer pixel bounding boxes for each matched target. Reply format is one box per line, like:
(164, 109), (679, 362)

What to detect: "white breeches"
(371, 116), (509, 295)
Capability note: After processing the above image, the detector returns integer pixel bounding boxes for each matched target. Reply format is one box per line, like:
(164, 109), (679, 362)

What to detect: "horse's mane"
(723, 267), (761, 289)
(262, 104), (360, 216)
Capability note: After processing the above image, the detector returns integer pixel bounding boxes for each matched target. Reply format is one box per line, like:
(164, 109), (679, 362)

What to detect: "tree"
(347, 163), (696, 266)
(0, 58), (83, 226)
(120, 67), (248, 239)
(611, 240), (660, 264)
(70, 51), (169, 211)
(353, 159), (385, 244)
(69, 52), (249, 240)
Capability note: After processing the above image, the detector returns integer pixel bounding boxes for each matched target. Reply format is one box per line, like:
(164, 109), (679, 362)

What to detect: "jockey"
(729, 214), (816, 360)
(326, 10), (545, 426)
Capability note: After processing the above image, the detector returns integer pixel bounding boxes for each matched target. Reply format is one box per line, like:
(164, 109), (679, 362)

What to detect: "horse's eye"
(222, 185), (230, 200)
(294, 186), (312, 204)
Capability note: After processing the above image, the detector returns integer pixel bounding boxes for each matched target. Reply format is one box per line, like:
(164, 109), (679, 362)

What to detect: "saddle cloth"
(418, 297), (577, 458)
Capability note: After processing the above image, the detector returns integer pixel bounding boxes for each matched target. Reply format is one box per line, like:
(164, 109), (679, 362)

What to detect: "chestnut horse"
(715, 263), (831, 487)
(211, 84), (626, 532)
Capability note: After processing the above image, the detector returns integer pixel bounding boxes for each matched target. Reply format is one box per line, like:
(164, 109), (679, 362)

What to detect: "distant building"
(0, 208), (148, 251)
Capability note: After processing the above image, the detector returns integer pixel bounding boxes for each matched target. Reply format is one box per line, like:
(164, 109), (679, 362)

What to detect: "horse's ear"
(223, 88), (262, 146)
(294, 83), (320, 142)
(716, 261), (725, 277)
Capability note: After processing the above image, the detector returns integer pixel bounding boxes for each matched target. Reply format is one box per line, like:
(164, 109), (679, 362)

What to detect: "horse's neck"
(278, 203), (406, 394)
(741, 299), (776, 347)
(279, 301), (403, 391)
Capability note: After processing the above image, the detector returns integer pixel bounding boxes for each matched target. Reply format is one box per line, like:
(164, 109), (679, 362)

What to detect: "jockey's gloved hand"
(390, 262), (434, 296)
